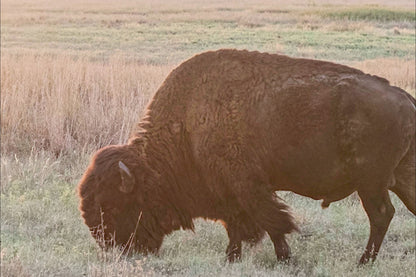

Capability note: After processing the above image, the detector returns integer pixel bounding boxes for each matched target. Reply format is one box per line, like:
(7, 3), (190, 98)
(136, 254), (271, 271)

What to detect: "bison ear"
(118, 161), (135, 193)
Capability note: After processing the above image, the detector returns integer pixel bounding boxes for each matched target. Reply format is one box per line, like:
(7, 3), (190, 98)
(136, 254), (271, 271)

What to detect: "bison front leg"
(225, 237), (242, 262)
(223, 219), (242, 262)
(235, 187), (298, 262)
(224, 213), (265, 262)
(358, 189), (395, 264)
(269, 233), (290, 261)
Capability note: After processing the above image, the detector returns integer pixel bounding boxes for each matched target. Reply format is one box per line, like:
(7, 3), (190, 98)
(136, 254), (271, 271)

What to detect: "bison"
(78, 49), (415, 264)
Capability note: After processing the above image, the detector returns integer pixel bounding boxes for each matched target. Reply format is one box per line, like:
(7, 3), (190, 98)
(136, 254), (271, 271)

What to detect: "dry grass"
(353, 58), (415, 96)
(1, 53), (172, 155)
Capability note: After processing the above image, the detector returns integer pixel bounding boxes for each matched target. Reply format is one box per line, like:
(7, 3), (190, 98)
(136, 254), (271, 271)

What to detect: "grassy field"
(1, 0), (415, 276)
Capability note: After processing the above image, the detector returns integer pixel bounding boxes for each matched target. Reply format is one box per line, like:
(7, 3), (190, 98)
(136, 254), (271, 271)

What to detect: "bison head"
(78, 144), (168, 255)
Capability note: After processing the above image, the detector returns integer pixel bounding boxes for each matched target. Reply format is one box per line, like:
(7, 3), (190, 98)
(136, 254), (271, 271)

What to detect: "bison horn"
(118, 161), (135, 193)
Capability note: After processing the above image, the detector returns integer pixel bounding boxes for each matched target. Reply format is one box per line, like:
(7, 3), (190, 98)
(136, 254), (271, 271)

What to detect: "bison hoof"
(358, 255), (371, 265)
(276, 253), (291, 262)
(358, 250), (377, 265)
(226, 252), (241, 263)
(274, 239), (291, 262)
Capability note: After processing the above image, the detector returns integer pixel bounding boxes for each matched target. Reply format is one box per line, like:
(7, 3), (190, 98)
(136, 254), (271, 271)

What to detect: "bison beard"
(78, 49), (415, 264)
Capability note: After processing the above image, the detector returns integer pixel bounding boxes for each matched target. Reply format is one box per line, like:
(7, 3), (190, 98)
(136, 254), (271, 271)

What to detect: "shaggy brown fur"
(78, 49), (415, 264)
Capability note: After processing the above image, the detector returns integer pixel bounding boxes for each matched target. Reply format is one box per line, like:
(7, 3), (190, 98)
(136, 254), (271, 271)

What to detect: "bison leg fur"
(225, 223), (243, 262)
(236, 188), (298, 262)
(358, 189), (395, 264)
(224, 220), (241, 262)
(224, 213), (265, 262)
(256, 197), (297, 261)
(225, 239), (242, 263)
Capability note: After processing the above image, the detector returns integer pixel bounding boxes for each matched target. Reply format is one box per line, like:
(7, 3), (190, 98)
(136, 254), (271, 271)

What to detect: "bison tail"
(390, 138), (416, 215)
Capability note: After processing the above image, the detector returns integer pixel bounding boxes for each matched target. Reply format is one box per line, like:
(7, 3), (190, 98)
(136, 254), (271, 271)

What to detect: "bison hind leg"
(358, 188), (395, 264)
(390, 142), (416, 215)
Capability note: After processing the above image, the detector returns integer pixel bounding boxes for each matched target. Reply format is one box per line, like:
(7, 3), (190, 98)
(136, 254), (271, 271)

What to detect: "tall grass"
(1, 53), (172, 155)
(353, 58), (415, 95)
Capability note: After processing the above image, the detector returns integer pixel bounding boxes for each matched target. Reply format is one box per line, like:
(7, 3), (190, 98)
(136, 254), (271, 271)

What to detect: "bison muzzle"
(78, 49), (415, 264)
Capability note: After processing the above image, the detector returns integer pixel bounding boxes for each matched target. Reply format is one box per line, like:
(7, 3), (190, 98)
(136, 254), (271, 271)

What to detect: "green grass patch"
(317, 6), (415, 22)
(2, 3), (415, 63)
(278, 30), (414, 60)
(2, 21), (415, 64)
